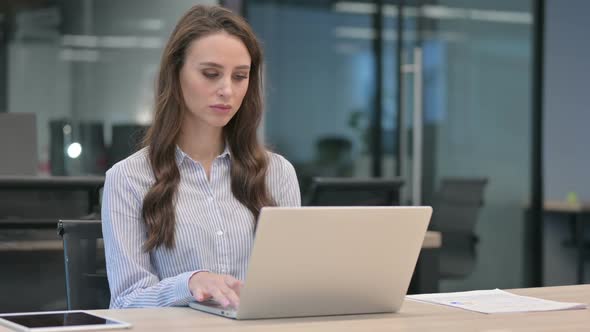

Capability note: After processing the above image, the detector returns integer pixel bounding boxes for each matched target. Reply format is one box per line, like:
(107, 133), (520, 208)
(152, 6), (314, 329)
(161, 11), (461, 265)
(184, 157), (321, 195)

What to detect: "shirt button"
(216, 230), (224, 236)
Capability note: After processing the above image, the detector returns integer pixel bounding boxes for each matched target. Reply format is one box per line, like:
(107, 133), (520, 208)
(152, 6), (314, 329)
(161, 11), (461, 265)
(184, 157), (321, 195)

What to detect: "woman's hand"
(189, 271), (243, 308)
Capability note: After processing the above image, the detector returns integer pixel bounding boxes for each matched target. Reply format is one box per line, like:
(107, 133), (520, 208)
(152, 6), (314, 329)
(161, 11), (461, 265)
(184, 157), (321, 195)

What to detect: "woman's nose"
(217, 78), (233, 98)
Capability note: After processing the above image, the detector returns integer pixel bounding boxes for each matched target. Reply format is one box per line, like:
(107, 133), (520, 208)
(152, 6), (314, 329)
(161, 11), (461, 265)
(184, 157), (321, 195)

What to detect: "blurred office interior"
(0, 0), (588, 313)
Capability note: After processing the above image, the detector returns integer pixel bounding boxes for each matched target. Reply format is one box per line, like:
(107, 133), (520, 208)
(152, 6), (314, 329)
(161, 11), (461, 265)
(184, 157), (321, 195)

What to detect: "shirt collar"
(175, 142), (231, 166)
(219, 143), (232, 159)
(174, 145), (188, 166)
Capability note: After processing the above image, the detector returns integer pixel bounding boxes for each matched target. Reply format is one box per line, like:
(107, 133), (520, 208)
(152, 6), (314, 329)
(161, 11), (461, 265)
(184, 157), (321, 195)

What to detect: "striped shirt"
(101, 145), (301, 309)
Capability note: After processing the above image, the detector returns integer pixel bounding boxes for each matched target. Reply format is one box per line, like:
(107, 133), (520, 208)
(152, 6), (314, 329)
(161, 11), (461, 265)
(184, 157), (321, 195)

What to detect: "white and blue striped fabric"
(101, 145), (301, 309)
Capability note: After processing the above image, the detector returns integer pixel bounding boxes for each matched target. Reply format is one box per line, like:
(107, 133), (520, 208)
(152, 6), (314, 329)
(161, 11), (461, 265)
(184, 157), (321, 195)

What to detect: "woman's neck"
(177, 121), (225, 164)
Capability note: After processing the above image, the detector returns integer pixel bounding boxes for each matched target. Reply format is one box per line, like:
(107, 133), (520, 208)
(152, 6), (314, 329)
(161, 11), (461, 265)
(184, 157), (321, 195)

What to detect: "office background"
(0, 0), (588, 312)
(543, 0), (590, 286)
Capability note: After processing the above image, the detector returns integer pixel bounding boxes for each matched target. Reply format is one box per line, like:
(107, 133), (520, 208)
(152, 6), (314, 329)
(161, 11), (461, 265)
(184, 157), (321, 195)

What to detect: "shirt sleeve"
(270, 154), (302, 207)
(101, 164), (204, 308)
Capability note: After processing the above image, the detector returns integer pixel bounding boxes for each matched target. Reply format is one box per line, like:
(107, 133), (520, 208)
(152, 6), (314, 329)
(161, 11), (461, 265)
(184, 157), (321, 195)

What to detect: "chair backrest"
(108, 124), (147, 168)
(430, 177), (488, 279)
(305, 177), (404, 206)
(57, 219), (109, 309)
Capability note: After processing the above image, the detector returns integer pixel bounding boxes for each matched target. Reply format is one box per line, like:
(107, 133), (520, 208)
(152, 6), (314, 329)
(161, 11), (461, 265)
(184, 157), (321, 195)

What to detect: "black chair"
(57, 219), (109, 309)
(429, 177), (488, 279)
(305, 177), (404, 206)
(108, 124), (148, 168)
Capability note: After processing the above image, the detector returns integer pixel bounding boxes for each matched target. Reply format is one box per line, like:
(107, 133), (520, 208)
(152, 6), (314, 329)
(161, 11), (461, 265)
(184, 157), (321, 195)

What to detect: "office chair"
(58, 219), (110, 310)
(429, 177), (488, 279)
(305, 177), (404, 206)
(108, 124), (147, 168)
(79, 122), (107, 174)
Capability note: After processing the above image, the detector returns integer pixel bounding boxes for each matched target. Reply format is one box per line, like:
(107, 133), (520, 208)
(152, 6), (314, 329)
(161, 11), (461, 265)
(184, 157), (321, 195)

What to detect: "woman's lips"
(210, 105), (231, 114)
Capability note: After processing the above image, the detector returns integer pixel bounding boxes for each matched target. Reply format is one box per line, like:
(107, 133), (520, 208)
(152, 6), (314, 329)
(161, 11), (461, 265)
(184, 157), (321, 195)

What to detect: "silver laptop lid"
(235, 206), (432, 319)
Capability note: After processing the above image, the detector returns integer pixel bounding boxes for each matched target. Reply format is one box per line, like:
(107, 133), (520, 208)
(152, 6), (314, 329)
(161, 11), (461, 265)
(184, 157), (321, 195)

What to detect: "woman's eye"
(234, 75), (249, 81)
(203, 71), (219, 79)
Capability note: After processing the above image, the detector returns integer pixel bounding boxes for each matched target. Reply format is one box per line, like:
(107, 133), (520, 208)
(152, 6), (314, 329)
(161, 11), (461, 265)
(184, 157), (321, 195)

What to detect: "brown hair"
(141, 5), (275, 251)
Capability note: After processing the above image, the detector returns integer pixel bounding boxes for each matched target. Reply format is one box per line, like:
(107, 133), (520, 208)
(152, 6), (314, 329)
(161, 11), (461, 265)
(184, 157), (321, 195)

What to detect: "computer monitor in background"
(305, 177), (404, 206)
(0, 113), (37, 175)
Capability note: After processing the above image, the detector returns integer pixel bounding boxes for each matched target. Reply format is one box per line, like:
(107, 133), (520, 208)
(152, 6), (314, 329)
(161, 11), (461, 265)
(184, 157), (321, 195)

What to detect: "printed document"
(406, 289), (587, 314)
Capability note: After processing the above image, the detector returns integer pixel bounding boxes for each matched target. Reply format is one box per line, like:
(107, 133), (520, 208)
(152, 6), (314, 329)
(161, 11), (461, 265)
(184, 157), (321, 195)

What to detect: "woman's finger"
(220, 286), (240, 308)
(194, 288), (211, 302)
(224, 276), (243, 295)
(211, 288), (231, 308)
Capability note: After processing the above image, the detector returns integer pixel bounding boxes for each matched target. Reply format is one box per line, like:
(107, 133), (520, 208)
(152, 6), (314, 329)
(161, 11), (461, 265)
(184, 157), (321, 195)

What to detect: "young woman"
(101, 5), (300, 309)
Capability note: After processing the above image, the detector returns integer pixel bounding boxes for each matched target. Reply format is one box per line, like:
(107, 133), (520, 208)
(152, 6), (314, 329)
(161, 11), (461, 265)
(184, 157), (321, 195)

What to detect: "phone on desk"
(0, 310), (131, 332)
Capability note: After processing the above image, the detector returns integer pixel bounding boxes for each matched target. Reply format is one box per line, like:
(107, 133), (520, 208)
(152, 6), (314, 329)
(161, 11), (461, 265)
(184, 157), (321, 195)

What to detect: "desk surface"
(0, 231), (442, 252)
(544, 200), (590, 213)
(1, 285), (584, 332)
(422, 231), (440, 249)
(0, 175), (104, 189)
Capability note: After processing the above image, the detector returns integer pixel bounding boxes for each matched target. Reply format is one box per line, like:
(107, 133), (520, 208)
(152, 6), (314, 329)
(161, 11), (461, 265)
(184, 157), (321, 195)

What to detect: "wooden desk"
(0, 175), (104, 228)
(0, 233), (440, 252)
(1, 285), (584, 332)
(544, 201), (590, 213)
(0, 230), (440, 253)
(422, 231), (441, 249)
(543, 200), (590, 284)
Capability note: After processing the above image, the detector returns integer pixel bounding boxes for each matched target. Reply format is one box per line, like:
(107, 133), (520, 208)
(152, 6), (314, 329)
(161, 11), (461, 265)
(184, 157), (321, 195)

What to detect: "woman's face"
(179, 31), (251, 130)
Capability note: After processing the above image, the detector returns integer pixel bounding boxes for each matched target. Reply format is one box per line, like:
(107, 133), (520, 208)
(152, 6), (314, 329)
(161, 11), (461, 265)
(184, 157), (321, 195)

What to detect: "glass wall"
(248, 1), (378, 200)
(419, 0), (533, 291)
(248, 0), (534, 291)
(3, 0), (217, 176)
(0, 0), (217, 312)
(1, 0), (536, 291)
(543, 0), (590, 285)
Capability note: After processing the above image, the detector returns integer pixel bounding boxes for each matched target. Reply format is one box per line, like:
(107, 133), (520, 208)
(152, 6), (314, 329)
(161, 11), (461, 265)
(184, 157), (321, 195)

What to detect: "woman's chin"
(208, 117), (233, 128)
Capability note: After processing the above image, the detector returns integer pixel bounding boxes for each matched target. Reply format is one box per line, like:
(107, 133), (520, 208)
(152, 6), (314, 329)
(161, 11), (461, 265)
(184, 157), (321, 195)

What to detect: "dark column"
(525, 0), (545, 288)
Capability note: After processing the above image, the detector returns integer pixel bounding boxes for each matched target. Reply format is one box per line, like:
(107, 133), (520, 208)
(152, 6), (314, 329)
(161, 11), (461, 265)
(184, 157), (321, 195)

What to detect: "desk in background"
(0, 231), (440, 314)
(0, 175), (104, 249)
(543, 200), (590, 284)
(0, 175), (104, 225)
(0, 176), (104, 313)
(1, 285), (582, 332)
(0, 176), (440, 311)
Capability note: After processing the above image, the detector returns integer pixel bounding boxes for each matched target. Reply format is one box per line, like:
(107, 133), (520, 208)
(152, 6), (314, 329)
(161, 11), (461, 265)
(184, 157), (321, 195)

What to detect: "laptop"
(189, 206), (433, 320)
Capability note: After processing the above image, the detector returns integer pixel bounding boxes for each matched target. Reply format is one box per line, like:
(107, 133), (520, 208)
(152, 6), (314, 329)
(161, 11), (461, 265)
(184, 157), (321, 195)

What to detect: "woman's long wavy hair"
(141, 5), (275, 251)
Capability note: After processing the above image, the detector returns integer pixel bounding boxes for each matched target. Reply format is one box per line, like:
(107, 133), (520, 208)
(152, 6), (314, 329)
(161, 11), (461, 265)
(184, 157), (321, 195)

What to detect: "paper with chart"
(406, 289), (587, 314)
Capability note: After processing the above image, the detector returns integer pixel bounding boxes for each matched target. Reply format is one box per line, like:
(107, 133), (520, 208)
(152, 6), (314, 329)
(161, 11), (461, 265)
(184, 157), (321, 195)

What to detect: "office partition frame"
(525, 0), (545, 288)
